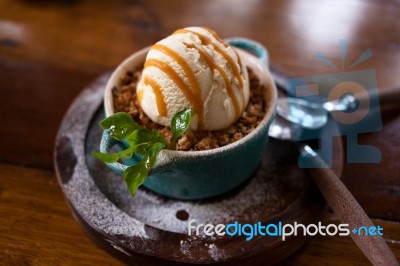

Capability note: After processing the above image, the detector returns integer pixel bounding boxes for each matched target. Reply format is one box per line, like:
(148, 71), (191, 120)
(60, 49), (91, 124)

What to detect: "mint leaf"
(171, 108), (193, 144)
(92, 151), (120, 163)
(126, 129), (155, 145)
(120, 141), (165, 195)
(146, 142), (166, 168)
(94, 109), (192, 196)
(100, 112), (143, 140)
(92, 145), (137, 163)
(123, 160), (149, 195)
(125, 129), (166, 154)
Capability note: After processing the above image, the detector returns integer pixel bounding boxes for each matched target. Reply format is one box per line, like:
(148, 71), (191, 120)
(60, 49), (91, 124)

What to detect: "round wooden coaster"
(54, 74), (343, 265)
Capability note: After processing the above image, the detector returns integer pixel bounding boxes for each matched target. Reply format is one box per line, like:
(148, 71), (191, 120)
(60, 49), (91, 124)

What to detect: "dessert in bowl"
(98, 27), (277, 200)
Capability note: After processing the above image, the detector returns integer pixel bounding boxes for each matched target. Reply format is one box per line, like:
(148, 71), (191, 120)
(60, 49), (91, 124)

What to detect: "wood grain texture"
(0, 163), (399, 265)
(0, 0), (400, 264)
(341, 108), (400, 221)
(0, 163), (124, 266)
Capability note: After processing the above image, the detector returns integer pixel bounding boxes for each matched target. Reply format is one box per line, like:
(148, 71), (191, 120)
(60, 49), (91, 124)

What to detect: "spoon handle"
(299, 144), (399, 266)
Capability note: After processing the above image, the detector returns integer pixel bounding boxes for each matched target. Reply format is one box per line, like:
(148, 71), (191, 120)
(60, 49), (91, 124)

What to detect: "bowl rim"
(104, 46), (278, 157)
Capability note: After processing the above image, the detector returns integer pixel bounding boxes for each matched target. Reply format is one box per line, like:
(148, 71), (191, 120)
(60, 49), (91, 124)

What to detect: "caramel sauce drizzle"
(143, 28), (245, 125)
(232, 48), (245, 106)
(185, 43), (241, 119)
(136, 88), (144, 106)
(184, 43), (214, 77)
(201, 27), (229, 48)
(174, 28), (244, 90)
(144, 58), (202, 123)
(151, 43), (204, 129)
(143, 76), (167, 116)
(232, 48), (242, 74)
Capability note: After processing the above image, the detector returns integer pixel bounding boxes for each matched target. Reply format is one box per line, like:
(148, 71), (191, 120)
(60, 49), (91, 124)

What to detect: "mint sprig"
(99, 112), (144, 140)
(93, 109), (192, 196)
(171, 108), (193, 146)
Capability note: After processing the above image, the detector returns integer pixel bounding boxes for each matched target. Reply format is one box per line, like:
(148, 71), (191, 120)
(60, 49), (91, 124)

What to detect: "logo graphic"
(285, 40), (382, 167)
(188, 219), (384, 241)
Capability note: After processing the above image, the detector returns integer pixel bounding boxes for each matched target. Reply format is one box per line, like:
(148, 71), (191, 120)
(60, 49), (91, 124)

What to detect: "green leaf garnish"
(171, 108), (193, 145)
(92, 146), (135, 163)
(94, 109), (193, 196)
(126, 128), (161, 145)
(146, 142), (166, 168)
(100, 112), (144, 140)
(123, 161), (149, 195)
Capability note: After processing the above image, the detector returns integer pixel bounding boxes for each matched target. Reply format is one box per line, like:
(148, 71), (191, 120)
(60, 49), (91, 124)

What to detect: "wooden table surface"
(1, 0), (399, 265)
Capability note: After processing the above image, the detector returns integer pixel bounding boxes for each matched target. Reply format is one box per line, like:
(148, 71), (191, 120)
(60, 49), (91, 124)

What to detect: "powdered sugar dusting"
(208, 244), (225, 261)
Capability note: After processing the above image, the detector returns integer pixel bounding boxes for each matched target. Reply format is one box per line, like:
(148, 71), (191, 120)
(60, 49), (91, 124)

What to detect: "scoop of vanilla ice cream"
(136, 27), (249, 130)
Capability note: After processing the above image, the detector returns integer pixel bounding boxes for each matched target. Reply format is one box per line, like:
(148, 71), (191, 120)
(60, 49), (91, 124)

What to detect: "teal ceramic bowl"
(100, 38), (277, 200)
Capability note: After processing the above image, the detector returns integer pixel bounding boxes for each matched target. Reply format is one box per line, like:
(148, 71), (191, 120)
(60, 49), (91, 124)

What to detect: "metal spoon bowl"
(276, 94), (356, 130)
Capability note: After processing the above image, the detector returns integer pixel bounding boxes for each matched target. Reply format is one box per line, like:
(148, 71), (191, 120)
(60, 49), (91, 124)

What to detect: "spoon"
(227, 38), (398, 264)
(268, 115), (399, 266)
(277, 87), (400, 129)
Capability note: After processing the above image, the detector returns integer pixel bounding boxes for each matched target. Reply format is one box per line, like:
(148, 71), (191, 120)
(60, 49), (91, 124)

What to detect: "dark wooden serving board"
(54, 74), (343, 265)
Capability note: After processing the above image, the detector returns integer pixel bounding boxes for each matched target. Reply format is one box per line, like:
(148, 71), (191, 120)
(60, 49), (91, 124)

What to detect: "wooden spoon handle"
(299, 144), (399, 266)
